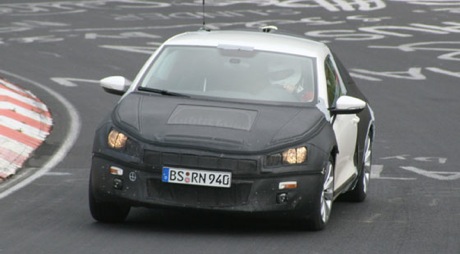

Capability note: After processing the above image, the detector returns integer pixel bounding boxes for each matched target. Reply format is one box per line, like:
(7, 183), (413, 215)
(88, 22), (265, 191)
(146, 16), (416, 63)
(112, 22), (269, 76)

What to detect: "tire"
(89, 181), (130, 223)
(299, 156), (335, 231)
(343, 133), (372, 202)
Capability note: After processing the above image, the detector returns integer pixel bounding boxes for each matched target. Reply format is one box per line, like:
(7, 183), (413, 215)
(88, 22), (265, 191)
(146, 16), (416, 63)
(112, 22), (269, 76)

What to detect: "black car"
(89, 28), (375, 230)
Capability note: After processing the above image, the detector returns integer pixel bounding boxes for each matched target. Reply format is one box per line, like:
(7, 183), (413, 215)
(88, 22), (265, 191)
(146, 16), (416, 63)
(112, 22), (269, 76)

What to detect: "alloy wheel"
(321, 161), (334, 224)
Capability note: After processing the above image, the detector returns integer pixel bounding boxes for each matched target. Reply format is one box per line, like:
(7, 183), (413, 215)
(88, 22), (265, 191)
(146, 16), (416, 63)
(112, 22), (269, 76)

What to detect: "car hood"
(112, 92), (327, 153)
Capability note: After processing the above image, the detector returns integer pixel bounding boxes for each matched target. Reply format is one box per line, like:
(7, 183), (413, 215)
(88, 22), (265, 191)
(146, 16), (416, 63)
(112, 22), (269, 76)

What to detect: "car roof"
(163, 29), (331, 59)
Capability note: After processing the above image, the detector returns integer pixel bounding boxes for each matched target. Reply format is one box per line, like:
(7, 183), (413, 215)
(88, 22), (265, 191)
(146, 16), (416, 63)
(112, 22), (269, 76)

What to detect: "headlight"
(108, 129), (128, 149)
(282, 147), (307, 164)
(266, 146), (308, 166)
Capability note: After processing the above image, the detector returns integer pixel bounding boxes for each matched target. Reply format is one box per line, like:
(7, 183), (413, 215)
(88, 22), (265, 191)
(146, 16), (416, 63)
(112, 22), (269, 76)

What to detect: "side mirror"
(100, 76), (132, 95)
(330, 95), (366, 115)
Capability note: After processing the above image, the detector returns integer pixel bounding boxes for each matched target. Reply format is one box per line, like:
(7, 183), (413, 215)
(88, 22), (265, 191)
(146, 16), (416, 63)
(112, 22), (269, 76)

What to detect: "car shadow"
(87, 202), (364, 236)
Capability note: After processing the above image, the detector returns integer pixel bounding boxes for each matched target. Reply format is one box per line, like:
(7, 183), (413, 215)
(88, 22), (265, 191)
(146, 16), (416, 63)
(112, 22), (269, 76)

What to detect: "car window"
(139, 46), (317, 105)
(325, 55), (342, 108)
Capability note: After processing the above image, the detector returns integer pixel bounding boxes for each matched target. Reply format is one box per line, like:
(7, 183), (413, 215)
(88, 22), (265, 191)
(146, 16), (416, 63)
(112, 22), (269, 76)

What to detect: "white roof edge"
(162, 30), (330, 58)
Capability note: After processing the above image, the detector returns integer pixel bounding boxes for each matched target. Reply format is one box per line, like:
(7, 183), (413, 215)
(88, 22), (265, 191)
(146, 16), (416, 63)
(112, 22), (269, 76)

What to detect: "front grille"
(144, 151), (258, 175)
(146, 179), (252, 207)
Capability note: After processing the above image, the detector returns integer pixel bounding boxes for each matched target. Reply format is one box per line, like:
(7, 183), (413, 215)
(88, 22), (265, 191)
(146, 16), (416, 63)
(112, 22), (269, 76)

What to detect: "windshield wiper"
(138, 87), (189, 97)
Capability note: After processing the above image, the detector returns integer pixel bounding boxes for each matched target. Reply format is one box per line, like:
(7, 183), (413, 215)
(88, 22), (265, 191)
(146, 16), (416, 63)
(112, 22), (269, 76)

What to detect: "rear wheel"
(299, 156), (334, 231)
(89, 181), (130, 223)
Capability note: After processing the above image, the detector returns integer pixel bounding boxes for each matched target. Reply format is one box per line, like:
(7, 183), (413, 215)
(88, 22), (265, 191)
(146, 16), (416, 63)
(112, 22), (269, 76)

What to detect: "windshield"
(139, 45), (317, 104)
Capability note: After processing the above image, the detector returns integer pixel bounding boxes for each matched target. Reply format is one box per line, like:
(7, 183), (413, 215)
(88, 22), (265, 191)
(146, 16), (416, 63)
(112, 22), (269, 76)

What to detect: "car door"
(324, 55), (359, 190)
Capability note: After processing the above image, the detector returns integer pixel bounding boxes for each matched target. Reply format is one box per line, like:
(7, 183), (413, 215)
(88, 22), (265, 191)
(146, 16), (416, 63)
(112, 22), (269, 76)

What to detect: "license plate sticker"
(162, 167), (231, 188)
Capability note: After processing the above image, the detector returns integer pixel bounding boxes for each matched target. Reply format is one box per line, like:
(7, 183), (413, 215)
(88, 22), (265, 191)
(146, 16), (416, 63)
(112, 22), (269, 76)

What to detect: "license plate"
(162, 167), (231, 188)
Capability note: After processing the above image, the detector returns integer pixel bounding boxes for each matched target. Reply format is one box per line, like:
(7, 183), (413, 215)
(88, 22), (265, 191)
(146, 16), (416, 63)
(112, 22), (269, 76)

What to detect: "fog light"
(276, 193), (288, 204)
(113, 178), (123, 190)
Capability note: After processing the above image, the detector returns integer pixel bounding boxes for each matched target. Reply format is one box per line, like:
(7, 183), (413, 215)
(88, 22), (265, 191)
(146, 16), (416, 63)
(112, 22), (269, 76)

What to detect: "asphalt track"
(1, 1), (460, 253)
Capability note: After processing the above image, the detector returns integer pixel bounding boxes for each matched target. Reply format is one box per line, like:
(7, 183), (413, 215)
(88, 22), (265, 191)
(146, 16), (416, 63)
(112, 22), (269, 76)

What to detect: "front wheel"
(89, 181), (130, 223)
(299, 156), (335, 231)
(343, 133), (373, 202)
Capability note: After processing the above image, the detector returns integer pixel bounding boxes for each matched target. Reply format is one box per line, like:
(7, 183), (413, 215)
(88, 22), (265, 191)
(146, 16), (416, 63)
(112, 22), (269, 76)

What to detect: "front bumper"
(90, 152), (325, 217)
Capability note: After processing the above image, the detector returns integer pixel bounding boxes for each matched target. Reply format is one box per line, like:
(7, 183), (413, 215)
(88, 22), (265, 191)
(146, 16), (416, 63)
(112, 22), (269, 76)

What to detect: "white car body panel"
(333, 114), (360, 189)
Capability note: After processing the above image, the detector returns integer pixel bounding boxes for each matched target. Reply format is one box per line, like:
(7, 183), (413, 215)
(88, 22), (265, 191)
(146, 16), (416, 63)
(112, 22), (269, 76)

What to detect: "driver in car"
(267, 61), (314, 102)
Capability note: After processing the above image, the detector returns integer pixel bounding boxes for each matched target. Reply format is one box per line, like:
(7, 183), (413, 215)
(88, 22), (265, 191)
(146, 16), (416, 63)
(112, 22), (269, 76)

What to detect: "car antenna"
(200, 0), (211, 31)
(260, 25), (278, 33)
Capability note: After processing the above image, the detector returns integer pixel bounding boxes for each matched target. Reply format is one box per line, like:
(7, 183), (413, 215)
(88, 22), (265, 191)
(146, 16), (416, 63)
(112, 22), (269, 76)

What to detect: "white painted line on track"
(50, 77), (99, 87)
(0, 70), (81, 199)
(44, 172), (72, 176)
(371, 164), (417, 180)
(401, 166), (460, 181)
